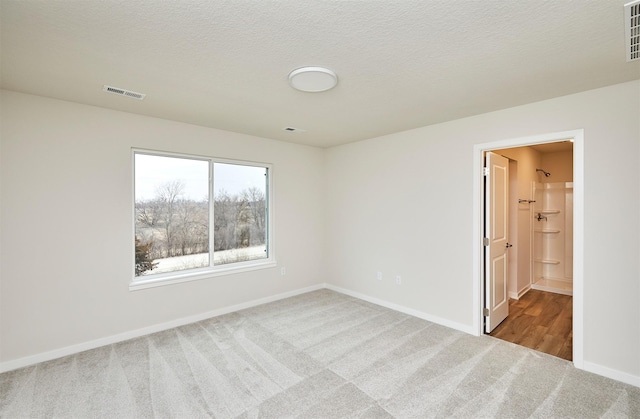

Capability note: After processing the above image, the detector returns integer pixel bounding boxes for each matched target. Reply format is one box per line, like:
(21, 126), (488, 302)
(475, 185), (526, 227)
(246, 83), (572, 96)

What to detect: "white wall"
(1, 81), (639, 384)
(0, 91), (325, 363)
(325, 80), (640, 380)
(542, 150), (573, 183)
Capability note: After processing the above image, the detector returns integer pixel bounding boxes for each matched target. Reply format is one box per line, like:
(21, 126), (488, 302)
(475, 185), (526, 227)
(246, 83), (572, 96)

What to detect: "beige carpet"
(1, 289), (638, 418)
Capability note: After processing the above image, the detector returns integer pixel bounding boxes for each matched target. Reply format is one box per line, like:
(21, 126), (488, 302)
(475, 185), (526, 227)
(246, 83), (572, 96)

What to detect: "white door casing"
(485, 152), (510, 333)
(473, 129), (584, 369)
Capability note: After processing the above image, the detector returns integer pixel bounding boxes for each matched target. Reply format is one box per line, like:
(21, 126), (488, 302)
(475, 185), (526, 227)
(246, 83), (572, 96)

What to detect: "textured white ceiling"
(1, 1), (638, 147)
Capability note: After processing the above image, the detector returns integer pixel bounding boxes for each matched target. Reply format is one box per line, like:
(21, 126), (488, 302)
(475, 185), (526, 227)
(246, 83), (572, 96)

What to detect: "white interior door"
(485, 152), (510, 333)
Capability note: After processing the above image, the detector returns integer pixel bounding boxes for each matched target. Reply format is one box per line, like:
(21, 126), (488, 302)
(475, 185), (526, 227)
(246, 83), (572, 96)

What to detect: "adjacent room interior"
(1, 0), (639, 417)
(486, 141), (574, 361)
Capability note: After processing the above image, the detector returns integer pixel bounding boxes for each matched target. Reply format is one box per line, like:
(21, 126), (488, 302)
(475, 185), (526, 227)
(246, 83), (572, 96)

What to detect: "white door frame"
(472, 129), (584, 369)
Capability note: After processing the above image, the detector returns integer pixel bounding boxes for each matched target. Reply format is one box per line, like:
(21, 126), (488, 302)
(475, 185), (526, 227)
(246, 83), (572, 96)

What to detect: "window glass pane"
(134, 154), (210, 276)
(213, 163), (267, 265)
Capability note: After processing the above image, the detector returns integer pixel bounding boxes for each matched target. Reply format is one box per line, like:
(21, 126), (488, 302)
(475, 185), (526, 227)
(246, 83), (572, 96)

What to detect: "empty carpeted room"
(1, 1), (639, 418)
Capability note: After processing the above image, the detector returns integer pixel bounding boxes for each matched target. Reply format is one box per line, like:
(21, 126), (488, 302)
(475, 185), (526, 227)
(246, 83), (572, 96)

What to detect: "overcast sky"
(135, 154), (266, 201)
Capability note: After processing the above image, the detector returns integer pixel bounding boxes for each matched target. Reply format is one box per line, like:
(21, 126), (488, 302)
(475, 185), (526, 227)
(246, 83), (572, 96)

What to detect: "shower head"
(536, 168), (551, 177)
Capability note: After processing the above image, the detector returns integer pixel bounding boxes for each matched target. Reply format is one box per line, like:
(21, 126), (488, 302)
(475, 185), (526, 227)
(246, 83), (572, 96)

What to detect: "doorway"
(485, 142), (574, 360)
(472, 129), (584, 368)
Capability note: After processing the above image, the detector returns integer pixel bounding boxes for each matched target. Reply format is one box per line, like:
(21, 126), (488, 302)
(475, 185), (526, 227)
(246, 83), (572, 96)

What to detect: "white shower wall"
(532, 182), (573, 295)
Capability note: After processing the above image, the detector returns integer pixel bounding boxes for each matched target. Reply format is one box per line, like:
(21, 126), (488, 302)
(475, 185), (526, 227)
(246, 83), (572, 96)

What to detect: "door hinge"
(483, 237), (489, 246)
(483, 308), (489, 316)
(482, 167), (489, 176)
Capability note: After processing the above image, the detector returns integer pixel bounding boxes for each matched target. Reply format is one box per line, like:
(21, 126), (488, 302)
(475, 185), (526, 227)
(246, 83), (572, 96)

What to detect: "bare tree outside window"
(213, 163), (268, 265)
(134, 153), (269, 278)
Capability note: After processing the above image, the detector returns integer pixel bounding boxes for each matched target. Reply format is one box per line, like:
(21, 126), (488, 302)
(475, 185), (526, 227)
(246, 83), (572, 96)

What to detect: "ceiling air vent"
(625, 0), (640, 62)
(283, 127), (306, 133)
(102, 85), (146, 100)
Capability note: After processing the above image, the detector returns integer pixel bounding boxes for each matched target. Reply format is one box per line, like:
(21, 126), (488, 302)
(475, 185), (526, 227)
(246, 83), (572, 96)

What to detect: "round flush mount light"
(288, 66), (338, 92)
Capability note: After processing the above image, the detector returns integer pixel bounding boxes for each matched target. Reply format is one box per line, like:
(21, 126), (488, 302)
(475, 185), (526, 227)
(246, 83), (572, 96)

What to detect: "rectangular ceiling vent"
(102, 85), (146, 100)
(283, 127), (306, 133)
(625, 0), (640, 62)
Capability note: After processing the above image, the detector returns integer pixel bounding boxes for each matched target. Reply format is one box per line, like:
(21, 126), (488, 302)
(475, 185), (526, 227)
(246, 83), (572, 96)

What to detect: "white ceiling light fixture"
(288, 66), (338, 92)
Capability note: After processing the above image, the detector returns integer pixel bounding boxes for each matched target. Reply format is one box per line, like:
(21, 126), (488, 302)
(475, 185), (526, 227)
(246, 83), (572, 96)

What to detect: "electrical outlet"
(377, 271), (382, 281)
(281, 267), (286, 276)
(395, 275), (402, 285)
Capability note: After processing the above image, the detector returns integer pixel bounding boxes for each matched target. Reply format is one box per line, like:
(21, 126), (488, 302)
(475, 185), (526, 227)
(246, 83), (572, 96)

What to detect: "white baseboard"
(325, 285), (639, 389)
(509, 284), (532, 300)
(325, 283), (476, 335)
(0, 284), (324, 374)
(3, 282), (639, 389)
(582, 361), (640, 388)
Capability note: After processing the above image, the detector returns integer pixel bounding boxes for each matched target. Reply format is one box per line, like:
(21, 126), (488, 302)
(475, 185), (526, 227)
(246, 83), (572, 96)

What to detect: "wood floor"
(489, 289), (572, 361)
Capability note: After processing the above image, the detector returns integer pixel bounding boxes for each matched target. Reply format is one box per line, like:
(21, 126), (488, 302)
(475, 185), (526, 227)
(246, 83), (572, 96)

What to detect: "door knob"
(505, 243), (513, 248)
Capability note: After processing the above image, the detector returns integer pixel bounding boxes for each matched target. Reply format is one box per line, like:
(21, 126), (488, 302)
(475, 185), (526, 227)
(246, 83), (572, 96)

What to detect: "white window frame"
(130, 149), (275, 291)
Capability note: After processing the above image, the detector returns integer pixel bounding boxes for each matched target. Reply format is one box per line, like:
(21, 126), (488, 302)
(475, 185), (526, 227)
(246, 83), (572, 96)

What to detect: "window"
(133, 150), (272, 288)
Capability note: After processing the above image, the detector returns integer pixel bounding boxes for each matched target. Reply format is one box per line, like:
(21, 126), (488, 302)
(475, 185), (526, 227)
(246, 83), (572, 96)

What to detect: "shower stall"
(531, 181), (573, 295)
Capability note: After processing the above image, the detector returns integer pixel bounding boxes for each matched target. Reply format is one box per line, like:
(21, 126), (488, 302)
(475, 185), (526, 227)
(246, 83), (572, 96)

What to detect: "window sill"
(129, 260), (277, 291)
